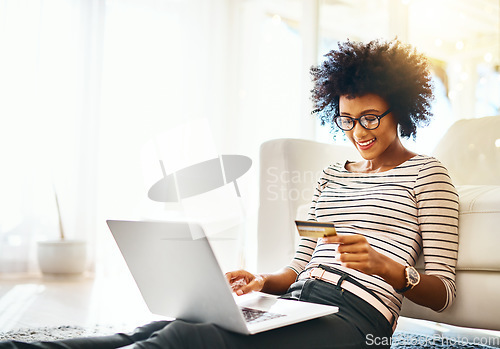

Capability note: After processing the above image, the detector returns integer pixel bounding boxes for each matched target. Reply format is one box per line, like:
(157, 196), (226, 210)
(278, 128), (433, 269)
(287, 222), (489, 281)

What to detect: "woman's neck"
(348, 138), (416, 173)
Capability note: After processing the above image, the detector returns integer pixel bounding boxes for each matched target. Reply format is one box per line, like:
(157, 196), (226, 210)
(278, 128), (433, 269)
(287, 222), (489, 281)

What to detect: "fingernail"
(236, 290), (243, 296)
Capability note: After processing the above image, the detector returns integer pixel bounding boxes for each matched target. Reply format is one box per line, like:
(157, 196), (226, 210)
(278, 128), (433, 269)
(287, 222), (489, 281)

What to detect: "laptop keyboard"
(240, 307), (285, 324)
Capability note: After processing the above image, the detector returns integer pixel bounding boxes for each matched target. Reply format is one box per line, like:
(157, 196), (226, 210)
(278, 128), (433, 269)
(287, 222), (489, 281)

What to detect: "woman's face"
(338, 94), (399, 161)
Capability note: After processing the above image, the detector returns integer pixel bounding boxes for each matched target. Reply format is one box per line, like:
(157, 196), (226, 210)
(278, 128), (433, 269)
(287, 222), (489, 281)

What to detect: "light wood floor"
(0, 271), (163, 334)
(1, 272), (500, 347)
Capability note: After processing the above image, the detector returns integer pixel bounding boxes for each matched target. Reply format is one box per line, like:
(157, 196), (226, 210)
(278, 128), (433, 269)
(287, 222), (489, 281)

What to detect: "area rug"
(0, 326), (498, 348)
(0, 325), (119, 342)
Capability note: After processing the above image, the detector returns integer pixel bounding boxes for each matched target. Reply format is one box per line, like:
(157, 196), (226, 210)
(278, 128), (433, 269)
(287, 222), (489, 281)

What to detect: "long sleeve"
(414, 158), (459, 311)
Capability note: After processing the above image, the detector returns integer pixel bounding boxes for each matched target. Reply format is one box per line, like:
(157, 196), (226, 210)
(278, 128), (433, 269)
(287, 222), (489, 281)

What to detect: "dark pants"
(0, 272), (393, 349)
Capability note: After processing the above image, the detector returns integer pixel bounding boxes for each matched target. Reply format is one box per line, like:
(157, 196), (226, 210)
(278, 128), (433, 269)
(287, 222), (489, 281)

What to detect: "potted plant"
(37, 187), (87, 277)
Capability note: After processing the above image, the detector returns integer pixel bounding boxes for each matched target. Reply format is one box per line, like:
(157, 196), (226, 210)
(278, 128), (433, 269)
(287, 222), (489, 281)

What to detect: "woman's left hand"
(322, 234), (386, 276)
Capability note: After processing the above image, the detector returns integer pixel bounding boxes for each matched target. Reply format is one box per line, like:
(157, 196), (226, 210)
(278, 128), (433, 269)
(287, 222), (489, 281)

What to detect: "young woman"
(1, 39), (458, 349)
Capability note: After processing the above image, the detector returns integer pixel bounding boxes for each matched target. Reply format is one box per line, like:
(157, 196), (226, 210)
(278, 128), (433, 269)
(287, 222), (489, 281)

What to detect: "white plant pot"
(37, 240), (87, 276)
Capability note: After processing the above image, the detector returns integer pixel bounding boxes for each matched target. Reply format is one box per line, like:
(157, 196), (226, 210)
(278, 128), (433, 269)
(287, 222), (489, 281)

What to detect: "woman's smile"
(355, 138), (376, 150)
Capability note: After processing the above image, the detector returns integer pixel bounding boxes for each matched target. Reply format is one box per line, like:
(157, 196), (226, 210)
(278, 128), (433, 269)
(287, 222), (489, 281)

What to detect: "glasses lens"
(335, 116), (354, 130)
(359, 115), (379, 130)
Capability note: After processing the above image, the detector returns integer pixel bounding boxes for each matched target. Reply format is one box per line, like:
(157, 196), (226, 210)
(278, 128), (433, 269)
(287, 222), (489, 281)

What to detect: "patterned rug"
(0, 326), (498, 348)
(0, 325), (118, 342)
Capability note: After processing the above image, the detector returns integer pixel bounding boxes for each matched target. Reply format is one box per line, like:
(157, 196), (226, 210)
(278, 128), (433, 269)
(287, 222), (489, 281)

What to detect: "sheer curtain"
(0, 0), (104, 273)
(0, 0), (230, 274)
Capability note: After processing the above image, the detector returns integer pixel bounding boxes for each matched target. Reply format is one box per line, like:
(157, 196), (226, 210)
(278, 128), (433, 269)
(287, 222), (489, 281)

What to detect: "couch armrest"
(431, 115), (500, 186)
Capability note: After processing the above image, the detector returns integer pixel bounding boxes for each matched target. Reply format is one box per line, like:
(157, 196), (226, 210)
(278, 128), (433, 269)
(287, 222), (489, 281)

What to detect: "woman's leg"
(128, 279), (392, 349)
(129, 311), (374, 349)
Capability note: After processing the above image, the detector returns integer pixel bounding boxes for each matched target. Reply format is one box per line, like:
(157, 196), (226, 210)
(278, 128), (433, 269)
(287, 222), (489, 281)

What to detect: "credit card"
(295, 220), (337, 238)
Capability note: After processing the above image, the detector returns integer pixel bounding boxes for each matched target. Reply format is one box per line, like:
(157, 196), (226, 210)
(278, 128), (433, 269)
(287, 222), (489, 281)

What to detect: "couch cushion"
(454, 185), (500, 271)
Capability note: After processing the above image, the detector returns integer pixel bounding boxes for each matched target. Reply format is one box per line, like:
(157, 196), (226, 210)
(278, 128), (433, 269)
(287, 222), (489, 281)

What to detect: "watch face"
(407, 267), (420, 285)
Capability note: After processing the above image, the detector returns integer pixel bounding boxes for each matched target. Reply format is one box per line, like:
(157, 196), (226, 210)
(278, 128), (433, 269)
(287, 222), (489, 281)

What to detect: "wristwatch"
(395, 265), (420, 294)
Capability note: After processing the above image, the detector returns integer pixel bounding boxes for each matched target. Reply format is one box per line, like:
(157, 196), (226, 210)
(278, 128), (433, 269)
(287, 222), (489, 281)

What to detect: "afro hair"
(310, 39), (434, 139)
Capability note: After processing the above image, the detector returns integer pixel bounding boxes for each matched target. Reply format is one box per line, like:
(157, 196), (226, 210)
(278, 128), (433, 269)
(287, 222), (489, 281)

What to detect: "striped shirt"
(288, 155), (459, 324)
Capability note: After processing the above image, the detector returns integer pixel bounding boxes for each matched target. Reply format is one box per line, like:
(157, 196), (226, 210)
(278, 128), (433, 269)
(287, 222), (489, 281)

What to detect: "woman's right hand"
(225, 270), (266, 296)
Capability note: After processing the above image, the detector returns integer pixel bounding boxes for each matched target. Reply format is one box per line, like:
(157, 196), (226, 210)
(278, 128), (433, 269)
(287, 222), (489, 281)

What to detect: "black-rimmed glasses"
(333, 108), (392, 131)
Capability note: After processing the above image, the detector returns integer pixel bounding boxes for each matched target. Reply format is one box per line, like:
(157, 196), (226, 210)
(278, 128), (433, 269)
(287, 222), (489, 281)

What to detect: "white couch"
(256, 115), (500, 331)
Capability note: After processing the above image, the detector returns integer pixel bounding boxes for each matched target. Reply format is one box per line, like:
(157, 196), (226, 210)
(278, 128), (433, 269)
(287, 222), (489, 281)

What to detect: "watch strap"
(395, 283), (413, 294)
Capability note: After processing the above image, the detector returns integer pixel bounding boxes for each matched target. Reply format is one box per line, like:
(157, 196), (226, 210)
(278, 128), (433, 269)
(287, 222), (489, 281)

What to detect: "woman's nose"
(352, 120), (368, 138)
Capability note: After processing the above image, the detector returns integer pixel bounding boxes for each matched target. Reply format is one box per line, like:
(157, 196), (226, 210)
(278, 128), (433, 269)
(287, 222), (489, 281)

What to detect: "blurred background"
(0, 0), (499, 275)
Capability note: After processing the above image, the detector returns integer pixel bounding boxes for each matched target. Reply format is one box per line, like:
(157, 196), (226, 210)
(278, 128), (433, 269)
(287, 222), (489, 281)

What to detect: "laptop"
(106, 220), (338, 335)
